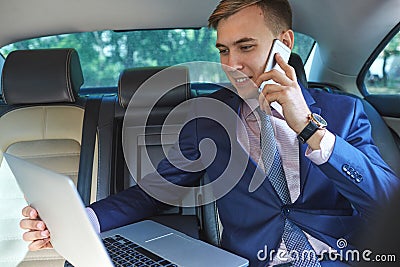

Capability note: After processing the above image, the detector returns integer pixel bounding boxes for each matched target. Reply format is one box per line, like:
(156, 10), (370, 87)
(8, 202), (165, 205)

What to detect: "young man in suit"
(20, 0), (399, 266)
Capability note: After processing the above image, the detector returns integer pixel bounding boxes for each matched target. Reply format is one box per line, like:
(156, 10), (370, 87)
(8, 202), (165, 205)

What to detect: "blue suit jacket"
(91, 85), (399, 266)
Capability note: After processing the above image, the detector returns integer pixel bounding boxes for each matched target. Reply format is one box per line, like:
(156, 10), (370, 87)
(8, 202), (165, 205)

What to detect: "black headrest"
(118, 66), (190, 109)
(288, 52), (308, 88)
(1, 49), (84, 105)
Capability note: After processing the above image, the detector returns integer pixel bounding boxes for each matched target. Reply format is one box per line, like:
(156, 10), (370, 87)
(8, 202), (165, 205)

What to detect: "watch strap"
(297, 120), (318, 144)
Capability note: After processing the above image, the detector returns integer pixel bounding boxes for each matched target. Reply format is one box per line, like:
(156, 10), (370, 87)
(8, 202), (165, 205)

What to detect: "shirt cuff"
(305, 130), (335, 165)
(86, 207), (101, 234)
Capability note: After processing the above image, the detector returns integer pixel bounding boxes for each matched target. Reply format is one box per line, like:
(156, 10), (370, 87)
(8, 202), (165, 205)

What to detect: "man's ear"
(280, 29), (294, 50)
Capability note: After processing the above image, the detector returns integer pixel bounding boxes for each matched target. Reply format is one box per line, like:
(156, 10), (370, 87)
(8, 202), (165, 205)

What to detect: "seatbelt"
(77, 96), (102, 206)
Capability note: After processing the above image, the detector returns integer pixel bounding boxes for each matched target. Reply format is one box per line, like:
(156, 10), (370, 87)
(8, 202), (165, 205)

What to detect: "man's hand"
(256, 53), (310, 134)
(20, 206), (53, 251)
(256, 53), (326, 150)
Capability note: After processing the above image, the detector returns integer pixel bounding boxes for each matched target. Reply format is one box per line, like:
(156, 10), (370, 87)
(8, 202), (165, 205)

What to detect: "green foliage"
(366, 31), (400, 94)
(0, 29), (314, 87)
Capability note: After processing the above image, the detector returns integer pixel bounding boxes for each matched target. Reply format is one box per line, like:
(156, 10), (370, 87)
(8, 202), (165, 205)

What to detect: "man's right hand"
(20, 206), (53, 251)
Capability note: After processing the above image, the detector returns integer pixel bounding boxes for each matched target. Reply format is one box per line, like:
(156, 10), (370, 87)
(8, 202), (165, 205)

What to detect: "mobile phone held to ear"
(258, 39), (291, 93)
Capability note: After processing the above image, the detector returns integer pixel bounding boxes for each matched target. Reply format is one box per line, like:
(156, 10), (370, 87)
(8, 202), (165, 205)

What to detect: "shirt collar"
(242, 99), (284, 119)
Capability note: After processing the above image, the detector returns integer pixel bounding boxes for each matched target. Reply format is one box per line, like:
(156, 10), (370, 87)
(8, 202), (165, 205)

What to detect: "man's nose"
(225, 53), (244, 71)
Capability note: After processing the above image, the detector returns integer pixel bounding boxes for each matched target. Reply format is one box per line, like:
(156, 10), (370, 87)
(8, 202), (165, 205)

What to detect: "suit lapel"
(222, 85), (324, 200)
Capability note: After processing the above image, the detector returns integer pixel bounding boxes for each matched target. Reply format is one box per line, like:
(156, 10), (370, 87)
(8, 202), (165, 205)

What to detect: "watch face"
(311, 113), (327, 128)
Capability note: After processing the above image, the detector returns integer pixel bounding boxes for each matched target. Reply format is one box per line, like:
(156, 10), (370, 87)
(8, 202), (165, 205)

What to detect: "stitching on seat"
(65, 49), (74, 102)
(214, 202), (221, 246)
(18, 152), (80, 159)
(118, 73), (123, 108)
(0, 236), (28, 241)
(42, 106), (46, 138)
(97, 129), (102, 200)
(185, 68), (189, 100)
(19, 252), (64, 261)
(1, 63), (5, 102)
(0, 53), (10, 103)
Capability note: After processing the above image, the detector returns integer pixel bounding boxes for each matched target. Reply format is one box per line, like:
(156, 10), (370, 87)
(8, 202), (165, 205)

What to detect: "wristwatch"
(297, 113), (327, 144)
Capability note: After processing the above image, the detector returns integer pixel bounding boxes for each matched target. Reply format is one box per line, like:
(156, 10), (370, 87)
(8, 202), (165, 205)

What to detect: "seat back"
(118, 66), (191, 198)
(359, 100), (400, 176)
(116, 66), (200, 237)
(288, 52), (308, 87)
(0, 49), (98, 267)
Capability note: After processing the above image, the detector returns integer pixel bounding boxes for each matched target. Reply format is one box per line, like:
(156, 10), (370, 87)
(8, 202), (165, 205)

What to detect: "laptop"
(4, 153), (249, 267)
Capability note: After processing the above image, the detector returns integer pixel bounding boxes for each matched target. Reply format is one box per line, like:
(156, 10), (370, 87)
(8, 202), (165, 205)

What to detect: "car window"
(0, 29), (314, 88)
(364, 30), (400, 95)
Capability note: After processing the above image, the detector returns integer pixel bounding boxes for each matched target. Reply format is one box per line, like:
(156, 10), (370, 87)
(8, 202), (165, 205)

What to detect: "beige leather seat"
(0, 49), (98, 267)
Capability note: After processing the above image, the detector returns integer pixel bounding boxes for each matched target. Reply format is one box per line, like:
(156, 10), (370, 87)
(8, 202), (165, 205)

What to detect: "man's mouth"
(235, 77), (249, 83)
(233, 76), (252, 85)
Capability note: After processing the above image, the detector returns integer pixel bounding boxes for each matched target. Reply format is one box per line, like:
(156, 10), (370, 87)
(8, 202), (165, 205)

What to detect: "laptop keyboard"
(103, 234), (178, 267)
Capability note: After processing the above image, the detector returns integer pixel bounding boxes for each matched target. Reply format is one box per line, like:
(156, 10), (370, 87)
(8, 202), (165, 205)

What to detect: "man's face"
(216, 5), (276, 99)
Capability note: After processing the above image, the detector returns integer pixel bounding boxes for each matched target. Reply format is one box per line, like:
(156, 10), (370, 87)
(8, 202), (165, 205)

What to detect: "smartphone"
(258, 39), (291, 93)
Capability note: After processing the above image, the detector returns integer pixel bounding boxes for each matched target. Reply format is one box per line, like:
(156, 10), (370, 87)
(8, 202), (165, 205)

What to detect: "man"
(20, 0), (399, 266)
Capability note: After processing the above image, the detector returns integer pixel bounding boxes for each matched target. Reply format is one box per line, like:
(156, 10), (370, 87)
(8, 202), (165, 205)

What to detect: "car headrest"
(288, 52), (308, 88)
(118, 66), (190, 109)
(1, 48), (84, 105)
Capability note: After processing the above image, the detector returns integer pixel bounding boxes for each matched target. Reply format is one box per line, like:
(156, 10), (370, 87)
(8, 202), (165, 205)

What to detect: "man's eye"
(219, 49), (229, 55)
(241, 45), (253, 51)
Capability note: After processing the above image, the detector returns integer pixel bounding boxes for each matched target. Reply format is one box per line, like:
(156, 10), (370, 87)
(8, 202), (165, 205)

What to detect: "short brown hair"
(208, 0), (292, 36)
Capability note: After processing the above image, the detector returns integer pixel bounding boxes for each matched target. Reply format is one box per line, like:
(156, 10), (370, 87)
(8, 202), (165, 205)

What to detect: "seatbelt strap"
(77, 96), (102, 206)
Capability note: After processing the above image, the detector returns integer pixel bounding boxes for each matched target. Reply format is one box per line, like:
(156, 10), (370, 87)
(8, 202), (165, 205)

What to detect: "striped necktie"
(257, 108), (321, 267)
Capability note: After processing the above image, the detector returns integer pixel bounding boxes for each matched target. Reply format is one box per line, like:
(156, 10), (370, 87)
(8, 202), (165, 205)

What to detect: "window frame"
(357, 22), (400, 96)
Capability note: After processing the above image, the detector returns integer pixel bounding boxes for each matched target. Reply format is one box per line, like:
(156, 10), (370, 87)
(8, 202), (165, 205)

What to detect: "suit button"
(355, 174), (363, 183)
(347, 168), (354, 178)
(342, 164), (349, 172)
(281, 207), (290, 217)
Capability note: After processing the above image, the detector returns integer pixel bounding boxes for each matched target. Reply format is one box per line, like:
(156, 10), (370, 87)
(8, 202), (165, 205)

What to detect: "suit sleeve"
(90, 118), (205, 232)
(319, 98), (400, 219)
